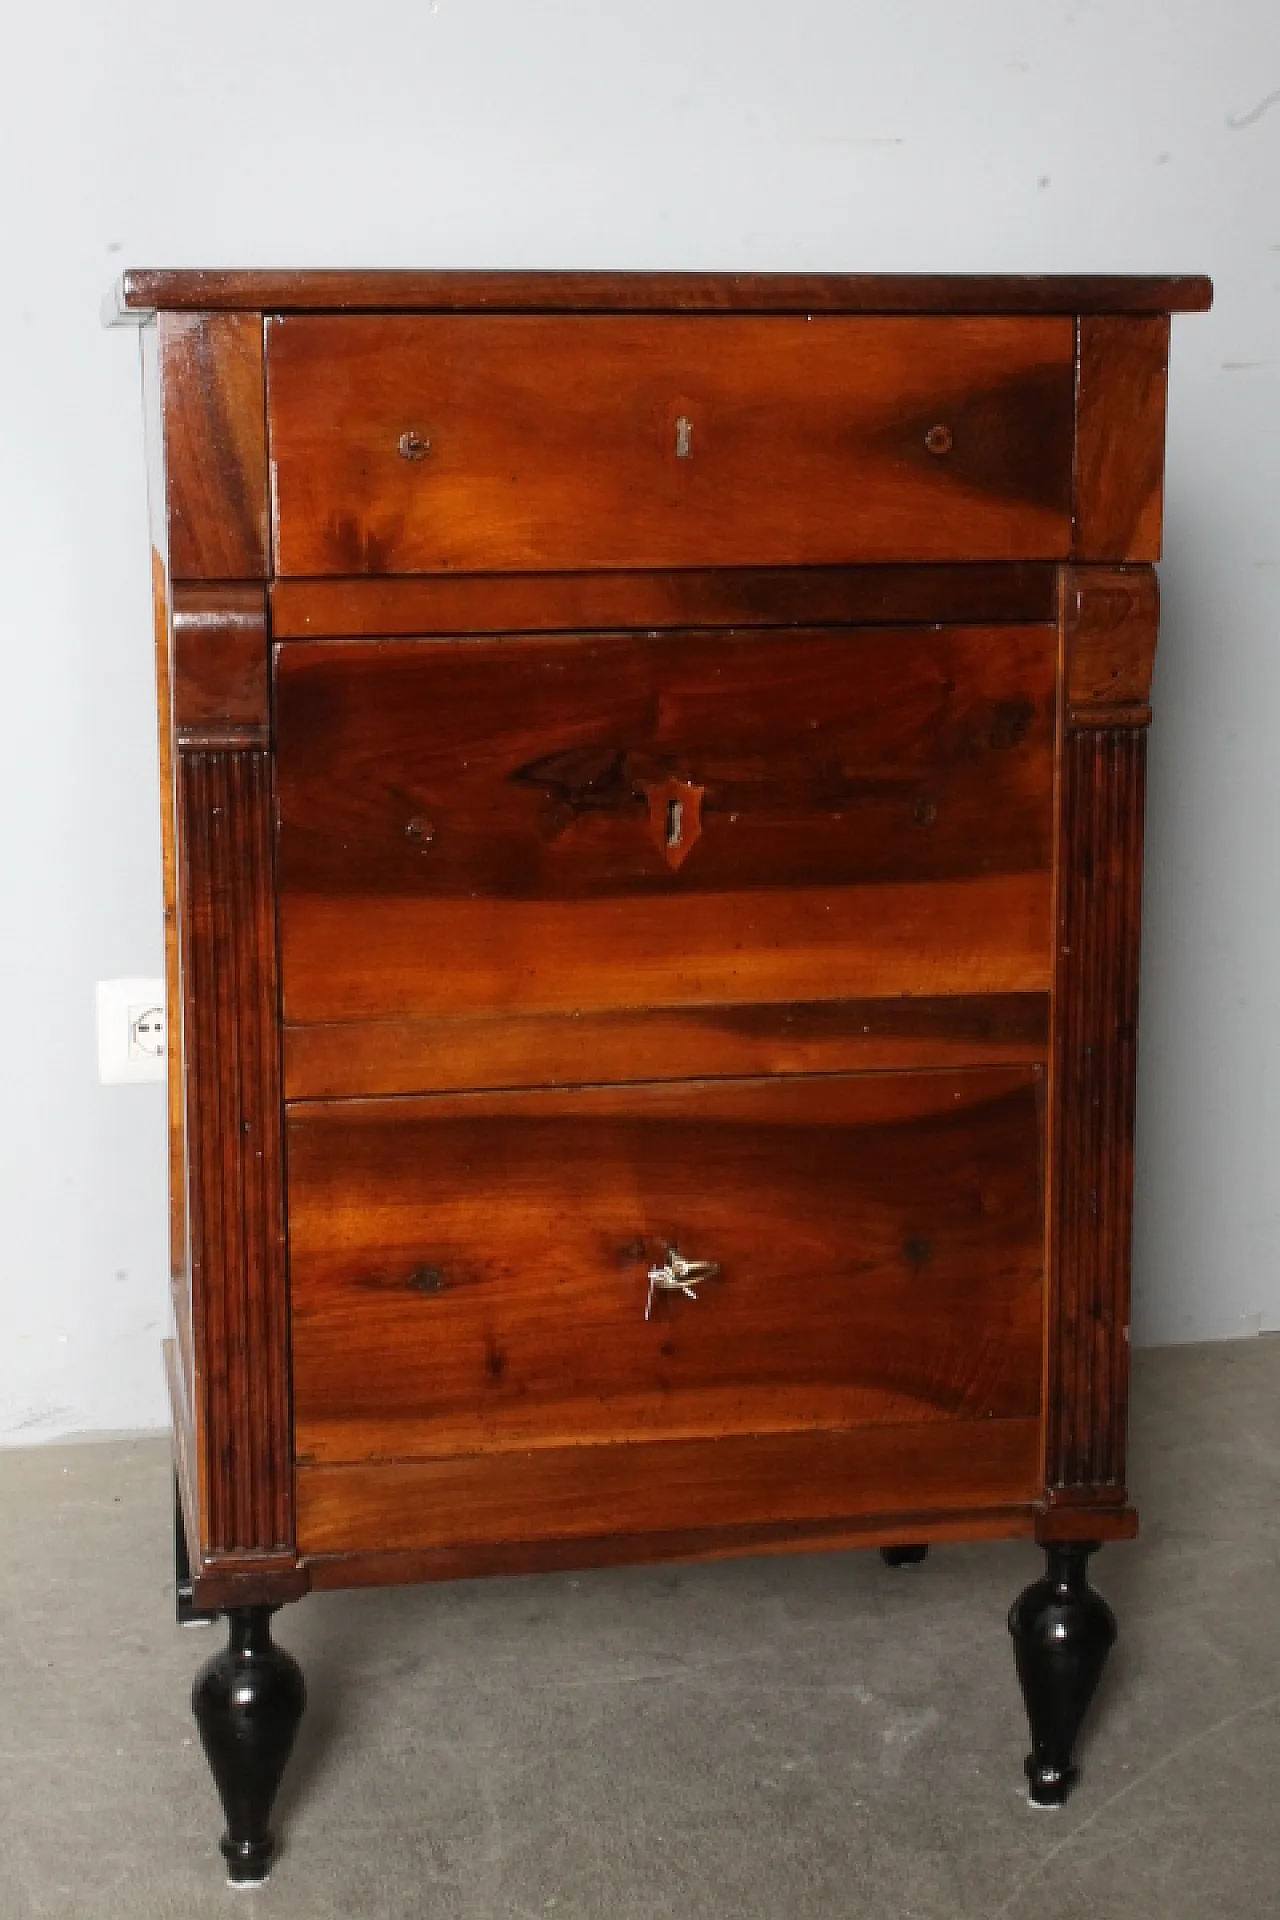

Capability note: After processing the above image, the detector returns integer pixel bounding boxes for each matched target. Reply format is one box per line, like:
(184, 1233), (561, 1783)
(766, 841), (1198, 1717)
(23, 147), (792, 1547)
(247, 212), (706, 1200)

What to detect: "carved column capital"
(1061, 563), (1159, 728)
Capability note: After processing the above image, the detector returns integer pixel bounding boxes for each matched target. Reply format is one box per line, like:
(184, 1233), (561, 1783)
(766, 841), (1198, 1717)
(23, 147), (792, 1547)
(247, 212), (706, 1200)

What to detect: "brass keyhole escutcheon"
(398, 430), (431, 461)
(924, 423), (954, 456)
(640, 775), (704, 872)
(675, 415), (693, 459)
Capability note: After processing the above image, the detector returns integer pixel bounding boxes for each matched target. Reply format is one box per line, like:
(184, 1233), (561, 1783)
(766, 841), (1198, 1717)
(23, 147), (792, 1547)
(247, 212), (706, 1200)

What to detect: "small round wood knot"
(405, 817), (435, 844)
(924, 423), (954, 456)
(398, 430), (431, 461)
(407, 1265), (448, 1294)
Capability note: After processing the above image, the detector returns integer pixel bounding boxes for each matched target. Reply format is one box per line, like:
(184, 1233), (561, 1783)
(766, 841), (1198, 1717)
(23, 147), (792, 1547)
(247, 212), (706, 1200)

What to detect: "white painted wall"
(1, 0), (1276, 1442)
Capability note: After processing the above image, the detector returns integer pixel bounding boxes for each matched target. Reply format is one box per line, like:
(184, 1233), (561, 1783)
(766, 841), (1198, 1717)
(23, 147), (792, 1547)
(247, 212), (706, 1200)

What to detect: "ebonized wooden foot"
(192, 1605), (306, 1885)
(880, 1544), (929, 1567)
(1009, 1542), (1116, 1805)
(174, 1476), (217, 1628)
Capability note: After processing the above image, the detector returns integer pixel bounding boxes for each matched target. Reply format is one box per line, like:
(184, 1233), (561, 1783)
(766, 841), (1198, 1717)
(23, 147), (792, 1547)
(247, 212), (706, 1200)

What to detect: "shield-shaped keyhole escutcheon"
(640, 775), (704, 872)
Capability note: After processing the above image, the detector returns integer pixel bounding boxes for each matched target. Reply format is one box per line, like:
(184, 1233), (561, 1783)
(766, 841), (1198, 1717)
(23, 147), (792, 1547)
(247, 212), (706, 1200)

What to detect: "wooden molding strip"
(1046, 722), (1146, 1494)
(179, 749), (293, 1555)
(110, 268), (1214, 321)
(271, 564), (1061, 639)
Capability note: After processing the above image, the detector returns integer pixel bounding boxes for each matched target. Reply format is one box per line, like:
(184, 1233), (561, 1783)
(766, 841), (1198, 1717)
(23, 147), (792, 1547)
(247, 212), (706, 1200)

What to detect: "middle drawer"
(276, 623), (1056, 1064)
(288, 1068), (1044, 1470)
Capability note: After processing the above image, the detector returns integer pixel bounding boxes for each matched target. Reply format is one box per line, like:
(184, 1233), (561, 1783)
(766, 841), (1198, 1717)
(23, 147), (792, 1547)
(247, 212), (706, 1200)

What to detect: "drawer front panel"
(288, 1069), (1045, 1470)
(266, 315), (1075, 575)
(276, 625), (1055, 1030)
(296, 1422), (1044, 1556)
(283, 993), (1050, 1102)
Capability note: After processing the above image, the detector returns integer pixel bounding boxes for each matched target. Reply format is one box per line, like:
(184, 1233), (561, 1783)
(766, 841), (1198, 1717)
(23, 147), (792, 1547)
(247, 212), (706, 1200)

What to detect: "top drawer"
(266, 315), (1075, 575)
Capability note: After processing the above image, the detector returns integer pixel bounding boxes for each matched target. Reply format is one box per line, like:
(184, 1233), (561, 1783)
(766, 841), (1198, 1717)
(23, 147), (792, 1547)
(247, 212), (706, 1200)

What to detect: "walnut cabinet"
(109, 268), (1211, 1882)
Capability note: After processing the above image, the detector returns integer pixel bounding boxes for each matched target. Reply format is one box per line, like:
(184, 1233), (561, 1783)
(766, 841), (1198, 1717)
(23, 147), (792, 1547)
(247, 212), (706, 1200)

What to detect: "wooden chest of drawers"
(110, 267), (1210, 1884)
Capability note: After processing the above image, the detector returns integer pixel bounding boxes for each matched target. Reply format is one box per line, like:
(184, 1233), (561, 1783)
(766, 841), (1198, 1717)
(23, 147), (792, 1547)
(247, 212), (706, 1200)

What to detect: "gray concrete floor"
(2, 1341), (1278, 1919)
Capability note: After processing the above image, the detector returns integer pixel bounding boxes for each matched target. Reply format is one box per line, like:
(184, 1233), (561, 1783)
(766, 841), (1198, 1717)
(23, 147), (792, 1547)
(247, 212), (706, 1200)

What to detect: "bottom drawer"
(288, 1068), (1045, 1553)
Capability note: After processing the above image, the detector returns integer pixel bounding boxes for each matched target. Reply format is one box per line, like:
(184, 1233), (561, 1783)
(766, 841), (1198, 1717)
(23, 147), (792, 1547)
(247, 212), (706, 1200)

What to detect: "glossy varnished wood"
(1044, 566), (1158, 1498)
(157, 312), (269, 580)
(172, 583), (269, 743)
(111, 267), (1214, 319)
(303, 1507), (1039, 1591)
(297, 1418), (1043, 1555)
(275, 624), (1057, 904)
(110, 272), (1212, 1856)
(179, 750), (292, 1555)
(1047, 726), (1146, 1496)
(270, 563), (1060, 640)
(285, 877), (1053, 1027)
(276, 623), (1055, 1028)
(1062, 563), (1160, 723)
(192, 1608), (306, 1883)
(266, 315), (1076, 573)
(1010, 1543), (1117, 1804)
(1035, 1503), (1138, 1545)
(282, 993), (1049, 1101)
(1074, 318), (1170, 562)
(288, 1069), (1045, 1466)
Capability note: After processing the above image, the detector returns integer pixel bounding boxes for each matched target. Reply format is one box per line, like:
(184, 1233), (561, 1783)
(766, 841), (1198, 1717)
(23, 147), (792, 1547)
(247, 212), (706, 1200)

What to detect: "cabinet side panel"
(141, 325), (190, 1314)
(179, 748), (292, 1552)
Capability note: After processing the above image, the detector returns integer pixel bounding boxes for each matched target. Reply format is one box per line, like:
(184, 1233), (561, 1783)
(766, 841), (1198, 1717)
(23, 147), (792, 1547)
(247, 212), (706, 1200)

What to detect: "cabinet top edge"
(105, 268), (1214, 325)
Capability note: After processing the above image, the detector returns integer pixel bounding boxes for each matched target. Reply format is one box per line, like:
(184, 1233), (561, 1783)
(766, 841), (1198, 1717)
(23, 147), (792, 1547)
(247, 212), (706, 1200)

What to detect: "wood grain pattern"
(277, 625), (1055, 899)
(276, 624), (1055, 1026)
(296, 1418), (1043, 1554)
(266, 315), (1076, 573)
(282, 993), (1049, 1101)
(288, 1069), (1045, 1466)
(158, 311), (269, 580)
(305, 1508), (1041, 1590)
(113, 270), (1211, 1623)
(1074, 318), (1170, 562)
(110, 267), (1215, 319)
(1046, 726), (1146, 1494)
(172, 583), (269, 741)
(270, 563), (1060, 640)
(284, 876), (1053, 1025)
(1035, 1504), (1139, 1544)
(1063, 563), (1159, 724)
(170, 1339), (310, 1608)
(179, 750), (292, 1555)
(186, 1560), (311, 1612)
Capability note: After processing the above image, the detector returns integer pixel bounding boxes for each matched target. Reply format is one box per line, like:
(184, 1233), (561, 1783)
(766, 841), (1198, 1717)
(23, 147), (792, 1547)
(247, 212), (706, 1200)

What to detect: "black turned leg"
(174, 1476), (217, 1628)
(192, 1606), (306, 1885)
(1009, 1542), (1116, 1806)
(880, 1544), (929, 1567)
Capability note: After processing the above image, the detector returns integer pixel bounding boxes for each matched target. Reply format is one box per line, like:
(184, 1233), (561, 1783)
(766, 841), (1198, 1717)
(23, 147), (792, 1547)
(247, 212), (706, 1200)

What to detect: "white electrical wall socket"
(96, 979), (167, 1085)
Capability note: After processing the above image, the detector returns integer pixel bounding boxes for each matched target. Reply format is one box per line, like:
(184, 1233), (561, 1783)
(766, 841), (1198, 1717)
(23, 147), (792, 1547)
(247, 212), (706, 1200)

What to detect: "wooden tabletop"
(107, 268), (1213, 323)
